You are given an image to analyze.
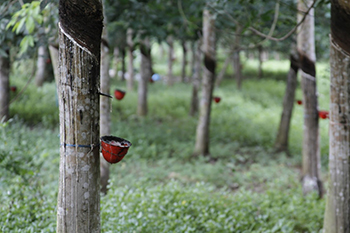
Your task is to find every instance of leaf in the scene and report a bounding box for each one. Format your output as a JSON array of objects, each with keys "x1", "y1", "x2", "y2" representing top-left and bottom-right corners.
[
  {"x1": 15, "y1": 17, "x2": 26, "y2": 34},
  {"x1": 40, "y1": 0, "x2": 50, "y2": 11},
  {"x1": 25, "y1": 17, "x2": 35, "y2": 33}
]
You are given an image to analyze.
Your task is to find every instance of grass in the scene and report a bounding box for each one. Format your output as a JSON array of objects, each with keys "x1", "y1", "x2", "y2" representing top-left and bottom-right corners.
[{"x1": 0, "y1": 57, "x2": 329, "y2": 232}]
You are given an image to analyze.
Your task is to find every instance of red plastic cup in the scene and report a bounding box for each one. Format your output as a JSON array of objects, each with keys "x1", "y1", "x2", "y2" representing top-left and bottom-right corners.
[
  {"x1": 114, "y1": 89, "x2": 126, "y2": 100},
  {"x1": 100, "y1": 136, "x2": 132, "y2": 164}
]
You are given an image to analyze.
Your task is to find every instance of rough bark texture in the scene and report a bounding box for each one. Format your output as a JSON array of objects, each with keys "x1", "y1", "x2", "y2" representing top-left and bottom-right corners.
[
  {"x1": 57, "y1": 0, "x2": 102, "y2": 232},
  {"x1": 0, "y1": 51, "x2": 10, "y2": 122},
  {"x1": 181, "y1": 40, "x2": 187, "y2": 82},
  {"x1": 297, "y1": 0, "x2": 322, "y2": 196},
  {"x1": 100, "y1": 16, "x2": 110, "y2": 195},
  {"x1": 166, "y1": 35, "x2": 174, "y2": 86},
  {"x1": 126, "y1": 28, "x2": 134, "y2": 91},
  {"x1": 323, "y1": 1, "x2": 350, "y2": 231},
  {"x1": 35, "y1": 45, "x2": 48, "y2": 87},
  {"x1": 138, "y1": 39, "x2": 151, "y2": 116},
  {"x1": 190, "y1": 40, "x2": 202, "y2": 116},
  {"x1": 215, "y1": 55, "x2": 231, "y2": 86},
  {"x1": 193, "y1": 9, "x2": 216, "y2": 157},
  {"x1": 323, "y1": 35, "x2": 350, "y2": 233},
  {"x1": 274, "y1": 48, "x2": 299, "y2": 153}
]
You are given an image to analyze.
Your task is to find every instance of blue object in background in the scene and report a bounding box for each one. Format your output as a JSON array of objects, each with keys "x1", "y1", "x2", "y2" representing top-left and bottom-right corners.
[{"x1": 152, "y1": 73, "x2": 161, "y2": 82}]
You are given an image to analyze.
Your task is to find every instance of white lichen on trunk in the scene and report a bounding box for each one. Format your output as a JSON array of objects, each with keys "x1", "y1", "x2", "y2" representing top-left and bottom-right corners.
[
  {"x1": 323, "y1": 36, "x2": 350, "y2": 233},
  {"x1": 56, "y1": 23, "x2": 100, "y2": 232}
]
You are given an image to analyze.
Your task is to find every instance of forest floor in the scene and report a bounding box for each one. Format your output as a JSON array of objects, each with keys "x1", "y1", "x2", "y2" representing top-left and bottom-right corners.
[{"x1": 0, "y1": 59, "x2": 330, "y2": 232}]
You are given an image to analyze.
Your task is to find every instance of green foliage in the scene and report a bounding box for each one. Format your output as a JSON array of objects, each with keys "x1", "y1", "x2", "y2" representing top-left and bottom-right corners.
[
  {"x1": 6, "y1": 1, "x2": 43, "y2": 55},
  {"x1": 101, "y1": 179, "x2": 324, "y2": 232},
  {"x1": 2, "y1": 58, "x2": 328, "y2": 232}
]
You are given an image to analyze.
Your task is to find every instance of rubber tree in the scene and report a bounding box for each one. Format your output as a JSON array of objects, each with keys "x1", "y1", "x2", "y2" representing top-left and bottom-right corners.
[
  {"x1": 166, "y1": 35, "x2": 174, "y2": 86},
  {"x1": 56, "y1": 0, "x2": 103, "y2": 232},
  {"x1": 274, "y1": 43, "x2": 299, "y2": 153},
  {"x1": 138, "y1": 38, "x2": 151, "y2": 116},
  {"x1": 190, "y1": 39, "x2": 202, "y2": 116},
  {"x1": 126, "y1": 28, "x2": 134, "y2": 91},
  {"x1": 100, "y1": 0, "x2": 111, "y2": 195},
  {"x1": 297, "y1": 0, "x2": 322, "y2": 197},
  {"x1": 0, "y1": 50, "x2": 10, "y2": 122},
  {"x1": 323, "y1": 1, "x2": 350, "y2": 231},
  {"x1": 193, "y1": 8, "x2": 216, "y2": 157}
]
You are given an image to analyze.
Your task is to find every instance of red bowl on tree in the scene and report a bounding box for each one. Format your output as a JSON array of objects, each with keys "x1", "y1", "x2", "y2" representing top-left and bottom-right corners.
[
  {"x1": 318, "y1": 110, "x2": 329, "y2": 119},
  {"x1": 213, "y1": 96, "x2": 221, "y2": 103},
  {"x1": 114, "y1": 89, "x2": 126, "y2": 100},
  {"x1": 100, "y1": 136, "x2": 132, "y2": 164}
]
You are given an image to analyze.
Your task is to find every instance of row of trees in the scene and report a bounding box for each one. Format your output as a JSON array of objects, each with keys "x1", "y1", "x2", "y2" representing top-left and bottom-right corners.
[{"x1": 2, "y1": 0, "x2": 350, "y2": 231}]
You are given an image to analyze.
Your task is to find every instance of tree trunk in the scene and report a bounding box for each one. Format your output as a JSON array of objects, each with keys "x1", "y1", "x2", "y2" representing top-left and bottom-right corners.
[
  {"x1": 233, "y1": 50, "x2": 242, "y2": 90},
  {"x1": 113, "y1": 47, "x2": 120, "y2": 79},
  {"x1": 56, "y1": 0, "x2": 103, "y2": 232},
  {"x1": 166, "y1": 35, "x2": 174, "y2": 86},
  {"x1": 181, "y1": 40, "x2": 187, "y2": 82},
  {"x1": 274, "y1": 46, "x2": 299, "y2": 153},
  {"x1": 0, "y1": 50, "x2": 10, "y2": 122},
  {"x1": 258, "y1": 45, "x2": 263, "y2": 79},
  {"x1": 215, "y1": 55, "x2": 231, "y2": 86},
  {"x1": 126, "y1": 28, "x2": 134, "y2": 91},
  {"x1": 297, "y1": 0, "x2": 322, "y2": 197},
  {"x1": 100, "y1": 11, "x2": 110, "y2": 195},
  {"x1": 121, "y1": 48, "x2": 126, "y2": 81},
  {"x1": 35, "y1": 45, "x2": 48, "y2": 87},
  {"x1": 138, "y1": 38, "x2": 151, "y2": 116},
  {"x1": 48, "y1": 44, "x2": 59, "y2": 87},
  {"x1": 190, "y1": 41, "x2": 196, "y2": 80},
  {"x1": 190, "y1": 40, "x2": 202, "y2": 116},
  {"x1": 323, "y1": 1, "x2": 350, "y2": 231},
  {"x1": 193, "y1": 9, "x2": 216, "y2": 157}
]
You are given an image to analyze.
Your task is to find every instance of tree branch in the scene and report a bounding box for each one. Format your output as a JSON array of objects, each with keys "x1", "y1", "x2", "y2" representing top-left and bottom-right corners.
[{"x1": 248, "y1": 0, "x2": 317, "y2": 42}]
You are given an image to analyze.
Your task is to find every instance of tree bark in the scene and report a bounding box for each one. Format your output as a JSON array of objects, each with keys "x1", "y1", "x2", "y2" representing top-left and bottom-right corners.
[
  {"x1": 181, "y1": 40, "x2": 187, "y2": 82},
  {"x1": 100, "y1": 9, "x2": 110, "y2": 195},
  {"x1": 215, "y1": 55, "x2": 231, "y2": 86},
  {"x1": 0, "y1": 50, "x2": 10, "y2": 122},
  {"x1": 138, "y1": 38, "x2": 151, "y2": 116},
  {"x1": 233, "y1": 50, "x2": 242, "y2": 90},
  {"x1": 193, "y1": 9, "x2": 216, "y2": 157},
  {"x1": 121, "y1": 48, "x2": 126, "y2": 81},
  {"x1": 56, "y1": 0, "x2": 103, "y2": 232},
  {"x1": 274, "y1": 46, "x2": 299, "y2": 153},
  {"x1": 126, "y1": 28, "x2": 134, "y2": 91},
  {"x1": 297, "y1": 0, "x2": 322, "y2": 197},
  {"x1": 323, "y1": 1, "x2": 350, "y2": 231},
  {"x1": 35, "y1": 45, "x2": 48, "y2": 87},
  {"x1": 190, "y1": 40, "x2": 202, "y2": 116},
  {"x1": 258, "y1": 45, "x2": 263, "y2": 79},
  {"x1": 48, "y1": 44, "x2": 59, "y2": 87},
  {"x1": 166, "y1": 35, "x2": 174, "y2": 86}
]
